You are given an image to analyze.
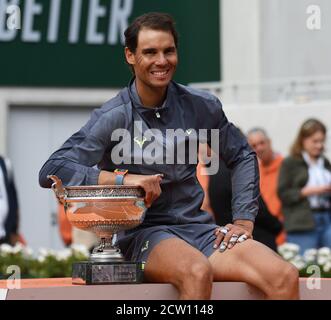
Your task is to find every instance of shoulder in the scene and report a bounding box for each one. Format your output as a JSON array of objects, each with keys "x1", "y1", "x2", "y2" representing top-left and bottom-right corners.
[
  {"x1": 99, "y1": 87, "x2": 131, "y2": 115},
  {"x1": 171, "y1": 82, "x2": 224, "y2": 125},
  {"x1": 86, "y1": 88, "x2": 131, "y2": 130},
  {"x1": 282, "y1": 156, "x2": 305, "y2": 168},
  {"x1": 171, "y1": 82, "x2": 221, "y2": 106},
  {"x1": 273, "y1": 154, "x2": 284, "y2": 167}
]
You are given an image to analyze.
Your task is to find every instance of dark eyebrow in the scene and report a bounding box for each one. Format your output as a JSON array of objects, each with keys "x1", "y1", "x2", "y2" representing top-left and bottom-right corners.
[
  {"x1": 141, "y1": 46, "x2": 176, "y2": 54},
  {"x1": 164, "y1": 46, "x2": 176, "y2": 52},
  {"x1": 141, "y1": 48, "x2": 157, "y2": 54}
]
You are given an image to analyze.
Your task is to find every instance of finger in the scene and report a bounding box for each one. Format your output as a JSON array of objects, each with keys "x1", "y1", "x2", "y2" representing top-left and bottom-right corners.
[
  {"x1": 151, "y1": 180, "x2": 161, "y2": 202},
  {"x1": 220, "y1": 229, "x2": 239, "y2": 252},
  {"x1": 214, "y1": 226, "x2": 229, "y2": 235},
  {"x1": 150, "y1": 182, "x2": 160, "y2": 203},
  {"x1": 155, "y1": 182, "x2": 162, "y2": 198},
  {"x1": 154, "y1": 177, "x2": 162, "y2": 194},
  {"x1": 214, "y1": 226, "x2": 221, "y2": 236},
  {"x1": 144, "y1": 187, "x2": 153, "y2": 208},
  {"x1": 227, "y1": 233, "x2": 240, "y2": 249},
  {"x1": 213, "y1": 233, "x2": 225, "y2": 249},
  {"x1": 237, "y1": 234, "x2": 249, "y2": 243},
  {"x1": 219, "y1": 235, "x2": 231, "y2": 252},
  {"x1": 213, "y1": 227, "x2": 228, "y2": 249}
]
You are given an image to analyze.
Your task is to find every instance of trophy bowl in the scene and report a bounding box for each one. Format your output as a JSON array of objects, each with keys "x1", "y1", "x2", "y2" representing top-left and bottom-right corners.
[{"x1": 48, "y1": 175, "x2": 147, "y2": 284}]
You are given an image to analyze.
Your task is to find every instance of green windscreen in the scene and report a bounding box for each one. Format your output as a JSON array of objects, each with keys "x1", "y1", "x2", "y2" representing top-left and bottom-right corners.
[{"x1": 0, "y1": 0, "x2": 220, "y2": 87}]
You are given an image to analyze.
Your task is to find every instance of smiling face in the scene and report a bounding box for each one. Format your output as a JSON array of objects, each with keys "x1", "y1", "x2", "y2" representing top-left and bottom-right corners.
[{"x1": 125, "y1": 28, "x2": 178, "y2": 92}]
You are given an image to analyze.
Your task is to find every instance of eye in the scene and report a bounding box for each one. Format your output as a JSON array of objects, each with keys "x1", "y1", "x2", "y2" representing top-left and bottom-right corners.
[
  {"x1": 143, "y1": 49, "x2": 156, "y2": 55},
  {"x1": 165, "y1": 48, "x2": 176, "y2": 55}
]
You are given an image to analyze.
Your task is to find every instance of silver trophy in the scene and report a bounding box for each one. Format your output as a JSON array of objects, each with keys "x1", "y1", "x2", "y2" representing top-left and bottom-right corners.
[{"x1": 48, "y1": 175, "x2": 146, "y2": 285}]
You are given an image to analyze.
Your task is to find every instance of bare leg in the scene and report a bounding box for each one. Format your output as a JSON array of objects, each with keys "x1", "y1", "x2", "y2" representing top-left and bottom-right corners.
[
  {"x1": 208, "y1": 239, "x2": 299, "y2": 299},
  {"x1": 144, "y1": 238, "x2": 213, "y2": 300}
]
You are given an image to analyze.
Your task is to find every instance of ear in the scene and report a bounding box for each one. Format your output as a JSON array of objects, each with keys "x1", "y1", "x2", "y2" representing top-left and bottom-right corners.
[{"x1": 125, "y1": 47, "x2": 135, "y2": 66}]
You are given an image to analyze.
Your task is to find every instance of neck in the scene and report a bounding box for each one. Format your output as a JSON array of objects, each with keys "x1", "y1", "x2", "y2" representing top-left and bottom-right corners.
[
  {"x1": 135, "y1": 80, "x2": 167, "y2": 108},
  {"x1": 261, "y1": 152, "x2": 276, "y2": 166},
  {"x1": 308, "y1": 154, "x2": 319, "y2": 163}
]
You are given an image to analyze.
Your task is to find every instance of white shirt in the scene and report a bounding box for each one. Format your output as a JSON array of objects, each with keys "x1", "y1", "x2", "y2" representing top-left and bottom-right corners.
[
  {"x1": 0, "y1": 167, "x2": 9, "y2": 238},
  {"x1": 302, "y1": 152, "x2": 331, "y2": 209}
]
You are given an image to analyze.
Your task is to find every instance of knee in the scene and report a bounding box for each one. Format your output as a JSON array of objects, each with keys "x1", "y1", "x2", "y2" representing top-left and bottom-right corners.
[
  {"x1": 269, "y1": 263, "x2": 299, "y2": 299},
  {"x1": 178, "y1": 260, "x2": 213, "y2": 285}
]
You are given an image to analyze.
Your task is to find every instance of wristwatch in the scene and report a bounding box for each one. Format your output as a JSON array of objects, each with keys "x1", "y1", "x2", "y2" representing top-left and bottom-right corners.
[{"x1": 114, "y1": 169, "x2": 128, "y2": 185}]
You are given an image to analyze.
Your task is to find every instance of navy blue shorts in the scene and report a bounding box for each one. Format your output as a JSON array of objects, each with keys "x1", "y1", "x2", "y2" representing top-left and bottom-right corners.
[{"x1": 116, "y1": 223, "x2": 219, "y2": 264}]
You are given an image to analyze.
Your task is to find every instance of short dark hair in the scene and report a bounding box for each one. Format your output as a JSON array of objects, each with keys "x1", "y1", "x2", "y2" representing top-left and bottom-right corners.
[{"x1": 124, "y1": 12, "x2": 178, "y2": 53}]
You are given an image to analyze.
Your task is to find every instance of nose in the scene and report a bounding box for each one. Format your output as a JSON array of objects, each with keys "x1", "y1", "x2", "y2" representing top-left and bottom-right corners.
[{"x1": 155, "y1": 53, "x2": 167, "y2": 65}]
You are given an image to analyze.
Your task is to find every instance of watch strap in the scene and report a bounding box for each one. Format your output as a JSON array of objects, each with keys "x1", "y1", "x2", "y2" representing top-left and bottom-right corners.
[{"x1": 115, "y1": 174, "x2": 125, "y2": 185}]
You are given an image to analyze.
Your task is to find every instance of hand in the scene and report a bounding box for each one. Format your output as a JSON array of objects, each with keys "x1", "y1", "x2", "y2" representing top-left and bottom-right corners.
[
  {"x1": 301, "y1": 185, "x2": 331, "y2": 197},
  {"x1": 213, "y1": 220, "x2": 253, "y2": 253},
  {"x1": 124, "y1": 173, "x2": 163, "y2": 208}
]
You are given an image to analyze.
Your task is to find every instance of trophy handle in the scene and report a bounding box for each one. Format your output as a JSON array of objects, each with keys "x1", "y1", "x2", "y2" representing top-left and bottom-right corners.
[{"x1": 47, "y1": 175, "x2": 67, "y2": 204}]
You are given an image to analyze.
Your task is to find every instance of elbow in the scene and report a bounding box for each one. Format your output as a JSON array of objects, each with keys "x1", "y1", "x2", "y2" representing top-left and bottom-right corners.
[{"x1": 38, "y1": 163, "x2": 53, "y2": 188}]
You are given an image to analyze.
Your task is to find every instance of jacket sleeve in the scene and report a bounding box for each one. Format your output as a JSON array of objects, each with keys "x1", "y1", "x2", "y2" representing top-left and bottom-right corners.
[
  {"x1": 39, "y1": 106, "x2": 127, "y2": 188},
  {"x1": 207, "y1": 98, "x2": 260, "y2": 222},
  {"x1": 277, "y1": 158, "x2": 303, "y2": 205}
]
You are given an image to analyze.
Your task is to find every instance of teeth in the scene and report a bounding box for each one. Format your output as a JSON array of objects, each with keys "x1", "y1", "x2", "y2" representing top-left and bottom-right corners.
[{"x1": 152, "y1": 71, "x2": 168, "y2": 76}]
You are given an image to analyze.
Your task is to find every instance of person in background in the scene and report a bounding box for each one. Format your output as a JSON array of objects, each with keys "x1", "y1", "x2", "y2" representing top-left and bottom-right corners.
[
  {"x1": 0, "y1": 155, "x2": 23, "y2": 246},
  {"x1": 247, "y1": 128, "x2": 286, "y2": 245},
  {"x1": 278, "y1": 119, "x2": 331, "y2": 255}
]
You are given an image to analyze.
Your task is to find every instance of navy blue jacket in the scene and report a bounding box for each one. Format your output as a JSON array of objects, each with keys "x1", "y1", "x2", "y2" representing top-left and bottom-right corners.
[
  {"x1": 0, "y1": 156, "x2": 19, "y2": 241},
  {"x1": 39, "y1": 80, "x2": 259, "y2": 225}
]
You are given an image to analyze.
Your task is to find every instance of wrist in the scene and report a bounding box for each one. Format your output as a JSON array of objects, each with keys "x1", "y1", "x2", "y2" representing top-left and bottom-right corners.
[
  {"x1": 114, "y1": 169, "x2": 128, "y2": 185},
  {"x1": 233, "y1": 219, "x2": 254, "y2": 231},
  {"x1": 98, "y1": 170, "x2": 115, "y2": 185}
]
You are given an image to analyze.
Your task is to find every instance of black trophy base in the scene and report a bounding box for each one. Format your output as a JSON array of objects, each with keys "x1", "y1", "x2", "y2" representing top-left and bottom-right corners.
[{"x1": 72, "y1": 261, "x2": 144, "y2": 285}]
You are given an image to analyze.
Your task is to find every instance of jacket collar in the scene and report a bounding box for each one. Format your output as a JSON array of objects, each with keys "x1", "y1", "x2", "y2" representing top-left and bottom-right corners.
[{"x1": 127, "y1": 77, "x2": 174, "y2": 115}]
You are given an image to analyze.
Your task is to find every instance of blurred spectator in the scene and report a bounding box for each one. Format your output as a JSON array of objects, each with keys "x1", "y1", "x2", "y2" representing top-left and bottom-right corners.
[
  {"x1": 0, "y1": 155, "x2": 24, "y2": 245},
  {"x1": 278, "y1": 119, "x2": 331, "y2": 254},
  {"x1": 247, "y1": 128, "x2": 286, "y2": 245},
  {"x1": 198, "y1": 145, "x2": 282, "y2": 252}
]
